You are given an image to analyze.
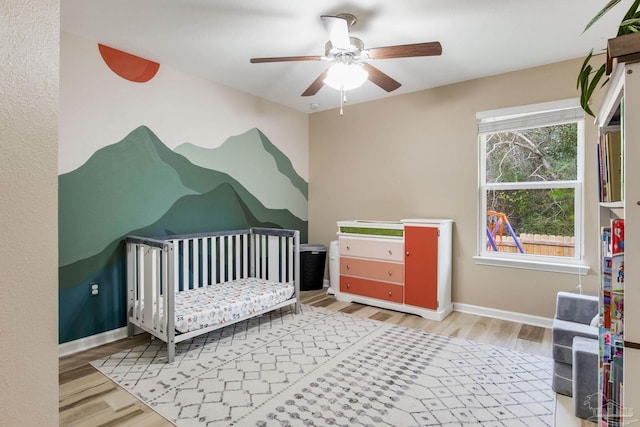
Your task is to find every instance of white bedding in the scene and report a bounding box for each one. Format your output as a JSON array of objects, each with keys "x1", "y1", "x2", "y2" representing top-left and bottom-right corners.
[{"x1": 170, "y1": 278, "x2": 295, "y2": 333}]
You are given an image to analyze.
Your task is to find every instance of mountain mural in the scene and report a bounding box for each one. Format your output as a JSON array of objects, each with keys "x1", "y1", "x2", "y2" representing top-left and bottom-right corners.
[
  {"x1": 59, "y1": 125, "x2": 308, "y2": 344},
  {"x1": 175, "y1": 128, "x2": 308, "y2": 221}
]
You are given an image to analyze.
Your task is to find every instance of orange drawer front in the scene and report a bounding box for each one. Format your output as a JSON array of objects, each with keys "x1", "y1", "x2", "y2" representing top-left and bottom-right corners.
[
  {"x1": 340, "y1": 275, "x2": 403, "y2": 303},
  {"x1": 340, "y1": 257, "x2": 403, "y2": 284}
]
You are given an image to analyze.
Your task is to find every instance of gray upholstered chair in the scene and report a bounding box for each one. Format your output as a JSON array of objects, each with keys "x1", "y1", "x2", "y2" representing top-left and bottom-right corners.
[{"x1": 551, "y1": 291, "x2": 599, "y2": 419}]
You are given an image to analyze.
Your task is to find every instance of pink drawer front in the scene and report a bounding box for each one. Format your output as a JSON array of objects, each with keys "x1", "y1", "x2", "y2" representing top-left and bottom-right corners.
[
  {"x1": 340, "y1": 256, "x2": 403, "y2": 283},
  {"x1": 339, "y1": 237, "x2": 404, "y2": 262}
]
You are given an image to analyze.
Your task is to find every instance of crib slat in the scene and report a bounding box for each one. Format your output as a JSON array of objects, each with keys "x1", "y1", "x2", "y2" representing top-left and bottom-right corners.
[
  {"x1": 152, "y1": 248, "x2": 161, "y2": 330},
  {"x1": 288, "y1": 236, "x2": 294, "y2": 283},
  {"x1": 280, "y1": 237, "x2": 287, "y2": 282},
  {"x1": 235, "y1": 235, "x2": 241, "y2": 280},
  {"x1": 173, "y1": 240, "x2": 180, "y2": 292},
  {"x1": 202, "y1": 237, "x2": 209, "y2": 286},
  {"x1": 219, "y1": 236, "x2": 226, "y2": 282},
  {"x1": 226, "y1": 235, "x2": 233, "y2": 281},
  {"x1": 249, "y1": 233, "x2": 256, "y2": 277},
  {"x1": 267, "y1": 235, "x2": 279, "y2": 281},
  {"x1": 259, "y1": 234, "x2": 266, "y2": 279},
  {"x1": 242, "y1": 235, "x2": 248, "y2": 278},
  {"x1": 183, "y1": 240, "x2": 190, "y2": 290},
  {"x1": 211, "y1": 237, "x2": 218, "y2": 285},
  {"x1": 226, "y1": 235, "x2": 234, "y2": 281},
  {"x1": 142, "y1": 247, "x2": 154, "y2": 328},
  {"x1": 193, "y1": 239, "x2": 199, "y2": 289}
]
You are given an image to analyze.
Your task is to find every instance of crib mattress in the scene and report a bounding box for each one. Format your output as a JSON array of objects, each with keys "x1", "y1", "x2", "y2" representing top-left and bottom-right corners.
[{"x1": 172, "y1": 278, "x2": 295, "y2": 333}]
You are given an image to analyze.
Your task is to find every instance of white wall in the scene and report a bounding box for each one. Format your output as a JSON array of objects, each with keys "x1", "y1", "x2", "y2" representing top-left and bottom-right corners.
[{"x1": 0, "y1": 0, "x2": 59, "y2": 423}]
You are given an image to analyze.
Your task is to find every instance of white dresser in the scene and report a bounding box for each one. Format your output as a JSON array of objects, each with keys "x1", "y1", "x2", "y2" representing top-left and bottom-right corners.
[{"x1": 336, "y1": 218, "x2": 453, "y2": 321}]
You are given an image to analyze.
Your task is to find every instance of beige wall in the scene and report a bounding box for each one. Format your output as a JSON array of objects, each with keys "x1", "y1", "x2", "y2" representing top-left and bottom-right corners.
[
  {"x1": 0, "y1": 0, "x2": 59, "y2": 423},
  {"x1": 309, "y1": 58, "x2": 602, "y2": 318}
]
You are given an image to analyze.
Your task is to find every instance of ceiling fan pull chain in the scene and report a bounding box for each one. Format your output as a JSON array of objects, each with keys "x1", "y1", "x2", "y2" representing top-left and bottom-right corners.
[{"x1": 340, "y1": 86, "x2": 344, "y2": 116}]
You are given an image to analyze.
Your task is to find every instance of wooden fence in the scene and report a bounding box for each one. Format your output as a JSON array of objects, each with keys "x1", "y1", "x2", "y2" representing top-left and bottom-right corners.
[{"x1": 491, "y1": 234, "x2": 575, "y2": 257}]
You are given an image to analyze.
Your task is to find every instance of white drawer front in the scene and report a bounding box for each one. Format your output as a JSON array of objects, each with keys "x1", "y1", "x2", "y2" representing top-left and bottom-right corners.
[{"x1": 339, "y1": 236, "x2": 404, "y2": 262}]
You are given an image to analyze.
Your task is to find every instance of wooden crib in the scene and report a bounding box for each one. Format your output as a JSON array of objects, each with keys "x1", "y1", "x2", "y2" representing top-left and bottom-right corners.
[{"x1": 125, "y1": 227, "x2": 300, "y2": 363}]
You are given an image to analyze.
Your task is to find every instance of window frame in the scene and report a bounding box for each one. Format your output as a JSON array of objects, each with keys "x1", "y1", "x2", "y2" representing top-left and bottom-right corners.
[{"x1": 474, "y1": 99, "x2": 589, "y2": 275}]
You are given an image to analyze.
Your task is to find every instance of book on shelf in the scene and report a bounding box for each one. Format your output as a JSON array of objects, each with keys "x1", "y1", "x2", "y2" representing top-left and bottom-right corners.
[
  {"x1": 597, "y1": 131, "x2": 623, "y2": 203},
  {"x1": 611, "y1": 219, "x2": 624, "y2": 292},
  {"x1": 602, "y1": 226, "x2": 612, "y2": 290},
  {"x1": 610, "y1": 292, "x2": 624, "y2": 336},
  {"x1": 611, "y1": 219, "x2": 624, "y2": 254},
  {"x1": 603, "y1": 291, "x2": 611, "y2": 329},
  {"x1": 597, "y1": 140, "x2": 604, "y2": 203},
  {"x1": 608, "y1": 132, "x2": 622, "y2": 203}
]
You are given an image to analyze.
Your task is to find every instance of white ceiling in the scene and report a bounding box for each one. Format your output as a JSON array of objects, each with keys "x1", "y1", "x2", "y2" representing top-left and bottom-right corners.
[{"x1": 61, "y1": 0, "x2": 630, "y2": 113}]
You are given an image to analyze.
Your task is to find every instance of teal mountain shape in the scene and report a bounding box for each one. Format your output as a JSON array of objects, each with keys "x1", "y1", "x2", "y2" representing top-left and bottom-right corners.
[
  {"x1": 58, "y1": 183, "x2": 307, "y2": 343},
  {"x1": 59, "y1": 126, "x2": 307, "y2": 267},
  {"x1": 175, "y1": 128, "x2": 308, "y2": 221}
]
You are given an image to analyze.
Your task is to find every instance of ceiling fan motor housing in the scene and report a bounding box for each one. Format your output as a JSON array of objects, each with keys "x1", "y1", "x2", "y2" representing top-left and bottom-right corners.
[{"x1": 325, "y1": 37, "x2": 365, "y2": 61}]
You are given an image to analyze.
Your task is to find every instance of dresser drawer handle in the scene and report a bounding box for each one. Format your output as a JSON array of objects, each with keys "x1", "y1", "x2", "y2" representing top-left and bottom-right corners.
[
  {"x1": 406, "y1": 251, "x2": 410, "y2": 256},
  {"x1": 346, "y1": 246, "x2": 350, "y2": 251},
  {"x1": 388, "y1": 291, "x2": 392, "y2": 296},
  {"x1": 346, "y1": 265, "x2": 350, "y2": 270},
  {"x1": 388, "y1": 249, "x2": 392, "y2": 255},
  {"x1": 346, "y1": 283, "x2": 351, "y2": 288},
  {"x1": 388, "y1": 270, "x2": 392, "y2": 276}
]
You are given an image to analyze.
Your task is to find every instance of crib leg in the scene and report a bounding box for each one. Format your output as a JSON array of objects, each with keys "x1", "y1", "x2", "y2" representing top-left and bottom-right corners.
[
  {"x1": 294, "y1": 301, "x2": 300, "y2": 314},
  {"x1": 127, "y1": 320, "x2": 135, "y2": 338},
  {"x1": 167, "y1": 341, "x2": 175, "y2": 364}
]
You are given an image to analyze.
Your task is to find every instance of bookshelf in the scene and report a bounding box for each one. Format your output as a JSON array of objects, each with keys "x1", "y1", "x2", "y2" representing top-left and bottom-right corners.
[{"x1": 595, "y1": 61, "x2": 640, "y2": 425}]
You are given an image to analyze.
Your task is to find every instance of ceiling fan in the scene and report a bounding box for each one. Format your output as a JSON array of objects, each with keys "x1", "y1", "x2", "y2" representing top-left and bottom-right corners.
[{"x1": 250, "y1": 13, "x2": 442, "y2": 99}]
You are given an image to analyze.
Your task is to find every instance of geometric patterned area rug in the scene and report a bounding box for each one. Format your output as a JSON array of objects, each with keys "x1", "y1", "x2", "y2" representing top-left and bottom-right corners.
[{"x1": 91, "y1": 305, "x2": 554, "y2": 426}]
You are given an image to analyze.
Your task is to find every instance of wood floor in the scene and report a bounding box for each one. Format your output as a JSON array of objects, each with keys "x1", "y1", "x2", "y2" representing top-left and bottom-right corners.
[{"x1": 59, "y1": 290, "x2": 589, "y2": 426}]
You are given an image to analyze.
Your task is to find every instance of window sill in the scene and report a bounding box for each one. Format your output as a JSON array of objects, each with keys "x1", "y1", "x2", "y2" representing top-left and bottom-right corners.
[{"x1": 473, "y1": 255, "x2": 590, "y2": 275}]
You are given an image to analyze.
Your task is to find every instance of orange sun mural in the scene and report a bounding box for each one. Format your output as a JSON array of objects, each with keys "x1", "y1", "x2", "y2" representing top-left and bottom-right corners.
[{"x1": 98, "y1": 44, "x2": 160, "y2": 83}]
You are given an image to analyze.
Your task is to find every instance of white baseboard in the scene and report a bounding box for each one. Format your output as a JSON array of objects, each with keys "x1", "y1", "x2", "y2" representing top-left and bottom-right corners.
[
  {"x1": 453, "y1": 302, "x2": 553, "y2": 329},
  {"x1": 59, "y1": 326, "x2": 128, "y2": 357}
]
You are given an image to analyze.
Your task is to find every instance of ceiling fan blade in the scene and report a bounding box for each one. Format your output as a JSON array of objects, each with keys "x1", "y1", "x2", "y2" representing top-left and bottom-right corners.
[
  {"x1": 361, "y1": 63, "x2": 401, "y2": 92},
  {"x1": 321, "y1": 15, "x2": 351, "y2": 49},
  {"x1": 250, "y1": 55, "x2": 321, "y2": 63},
  {"x1": 367, "y1": 42, "x2": 442, "y2": 60},
  {"x1": 301, "y1": 69, "x2": 329, "y2": 97}
]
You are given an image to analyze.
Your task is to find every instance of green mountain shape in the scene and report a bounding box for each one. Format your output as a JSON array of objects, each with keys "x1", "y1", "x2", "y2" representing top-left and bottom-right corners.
[
  {"x1": 59, "y1": 126, "x2": 198, "y2": 267},
  {"x1": 59, "y1": 183, "x2": 308, "y2": 293},
  {"x1": 174, "y1": 128, "x2": 308, "y2": 220},
  {"x1": 59, "y1": 126, "x2": 307, "y2": 267}
]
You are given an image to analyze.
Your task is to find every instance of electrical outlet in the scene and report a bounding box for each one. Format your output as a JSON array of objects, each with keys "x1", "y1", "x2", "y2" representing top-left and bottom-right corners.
[{"x1": 90, "y1": 282, "x2": 99, "y2": 297}]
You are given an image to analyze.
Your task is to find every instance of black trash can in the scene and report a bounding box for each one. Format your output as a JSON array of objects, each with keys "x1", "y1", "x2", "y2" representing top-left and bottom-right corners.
[{"x1": 300, "y1": 244, "x2": 327, "y2": 291}]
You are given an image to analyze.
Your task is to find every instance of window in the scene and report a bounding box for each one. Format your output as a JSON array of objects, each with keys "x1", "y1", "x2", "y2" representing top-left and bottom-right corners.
[{"x1": 475, "y1": 99, "x2": 588, "y2": 275}]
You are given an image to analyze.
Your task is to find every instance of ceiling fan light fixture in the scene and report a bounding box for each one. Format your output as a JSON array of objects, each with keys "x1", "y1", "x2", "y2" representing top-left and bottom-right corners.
[{"x1": 323, "y1": 62, "x2": 368, "y2": 91}]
